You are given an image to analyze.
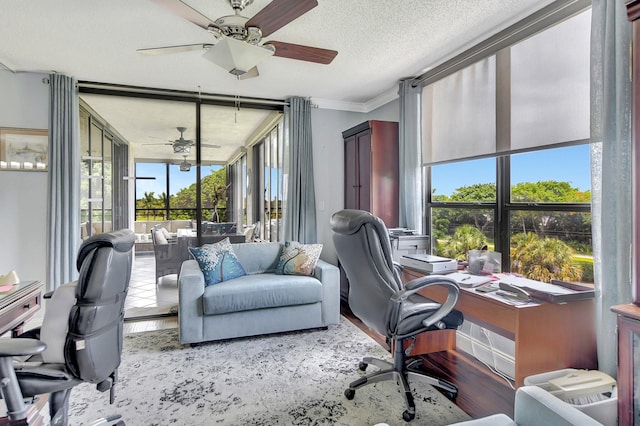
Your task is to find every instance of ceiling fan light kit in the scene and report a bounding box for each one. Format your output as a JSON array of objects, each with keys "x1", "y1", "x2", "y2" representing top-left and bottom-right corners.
[
  {"x1": 173, "y1": 144, "x2": 191, "y2": 154},
  {"x1": 179, "y1": 158, "x2": 192, "y2": 172},
  {"x1": 203, "y1": 36, "x2": 274, "y2": 76}
]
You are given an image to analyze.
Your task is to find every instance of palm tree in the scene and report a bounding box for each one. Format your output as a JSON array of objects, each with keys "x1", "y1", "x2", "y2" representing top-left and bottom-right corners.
[
  {"x1": 159, "y1": 192, "x2": 169, "y2": 220},
  {"x1": 437, "y1": 224, "x2": 488, "y2": 261},
  {"x1": 142, "y1": 192, "x2": 156, "y2": 220},
  {"x1": 511, "y1": 232, "x2": 582, "y2": 283}
]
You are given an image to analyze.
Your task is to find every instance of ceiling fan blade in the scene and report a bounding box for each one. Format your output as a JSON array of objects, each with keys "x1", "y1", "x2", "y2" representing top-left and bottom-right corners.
[
  {"x1": 239, "y1": 66, "x2": 260, "y2": 80},
  {"x1": 137, "y1": 43, "x2": 213, "y2": 55},
  {"x1": 246, "y1": 0, "x2": 318, "y2": 37},
  {"x1": 266, "y1": 41, "x2": 337, "y2": 64},
  {"x1": 149, "y1": 0, "x2": 216, "y2": 30},
  {"x1": 202, "y1": 143, "x2": 222, "y2": 148}
]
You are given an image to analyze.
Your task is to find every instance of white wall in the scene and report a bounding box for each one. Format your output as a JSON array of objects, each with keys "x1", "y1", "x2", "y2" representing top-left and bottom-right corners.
[
  {"x1": 311, "y1": 99, "x2": 400, "y2": 264},
  {"x1": 0, "y1": 71, "x2": 49, "y2": 283}
]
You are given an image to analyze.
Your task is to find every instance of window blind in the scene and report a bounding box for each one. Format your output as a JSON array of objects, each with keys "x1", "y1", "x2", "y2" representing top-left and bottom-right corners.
[{"x1": 420, "y1": 2, "x2": 591, "y2": 165}]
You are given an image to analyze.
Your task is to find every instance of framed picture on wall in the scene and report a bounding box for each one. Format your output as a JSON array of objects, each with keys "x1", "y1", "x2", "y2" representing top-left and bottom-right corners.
[{"x1": 0, "y1": 127, "x2": 48, "y2": 171}]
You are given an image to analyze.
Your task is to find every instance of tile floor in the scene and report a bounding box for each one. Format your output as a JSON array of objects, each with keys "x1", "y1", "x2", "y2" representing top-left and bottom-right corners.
[
  {"x1": 126, "y1": 253, "x2": 179, "y2": 310},
  {"x1": 123, "y1": 253, "x2": 179, "y2": 333}
]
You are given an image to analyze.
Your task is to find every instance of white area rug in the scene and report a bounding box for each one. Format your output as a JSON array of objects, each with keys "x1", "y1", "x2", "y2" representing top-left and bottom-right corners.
[{"x1": 68, "y1": 318, "x2": 470, "y2": 425}]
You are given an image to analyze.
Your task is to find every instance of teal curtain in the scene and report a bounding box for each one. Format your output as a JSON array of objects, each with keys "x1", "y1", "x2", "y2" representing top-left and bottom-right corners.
[
  {"x1": 590, "y1": 0, "x2": 633, "y2": 377},
  {"x1": 398, "y1": 79, "x2": 423, "y2": 233},
  {"x1": 283, "y1": 97, "x2": 317, "y2": 243},
  {"x1": 47, "y1": 74, "x2": 80, "y2": 291}
]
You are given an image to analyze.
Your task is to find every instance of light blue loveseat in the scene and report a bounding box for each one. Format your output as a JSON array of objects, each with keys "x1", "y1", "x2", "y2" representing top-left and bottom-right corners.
[{"x1": 177, "y1": 242, "x2": 341, "y2": 344}]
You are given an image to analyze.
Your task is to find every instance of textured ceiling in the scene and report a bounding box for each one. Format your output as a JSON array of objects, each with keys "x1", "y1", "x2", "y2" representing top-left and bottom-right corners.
[
  {"x1": 0, "y1": 0, "x2": 557, "y2": 163},
  {"x1": 0, "y1": 0, "x2": 556, "y2": 107}
]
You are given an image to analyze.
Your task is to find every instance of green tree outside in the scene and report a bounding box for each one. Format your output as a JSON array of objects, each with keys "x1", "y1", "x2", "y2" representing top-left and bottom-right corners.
[
  {"x1": 437, "y1": 224, "x2": 488, "y2": 261},
  {"x1": 136, "y1": 167, "x2": 229, "y2": 221},
  {"x1": 433, "y1": 180, "x2": 592, "y2": 282},
  {"x1": 510, "y1": 232, "x2": 582, "y2": 283}
]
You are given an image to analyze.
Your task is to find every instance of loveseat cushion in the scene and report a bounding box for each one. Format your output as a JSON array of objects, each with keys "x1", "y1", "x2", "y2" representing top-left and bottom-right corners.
[
  {"x1": 202, "y1": 273, "x2": 323, "y2": 315},
  {"x1": 232, "y1": 242, "x2": 282, "y2": 274}
]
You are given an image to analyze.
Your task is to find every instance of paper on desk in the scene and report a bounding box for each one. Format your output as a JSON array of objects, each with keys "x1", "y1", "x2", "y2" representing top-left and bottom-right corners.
[
  {"x1": 445, "y1": 272, "x2": 492, "y2": 287},
  {"x1": 482, "y1": 290, "x2": 535, "y2": 306},
  {"x1": 497, "y1": 274, "x2": 575, "y2": 294}
]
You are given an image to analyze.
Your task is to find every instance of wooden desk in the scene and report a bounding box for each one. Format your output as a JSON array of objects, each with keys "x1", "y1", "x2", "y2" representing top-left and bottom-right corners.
[
  {"x1": 402, "y1": 269, "x2": 597, "y2": 387},
  {"x1": 0, "y1": 280, "x2": 45, "y2": 425},
  {"x1": 0, "y1": 280, "x2": 42, "y2": 337}
]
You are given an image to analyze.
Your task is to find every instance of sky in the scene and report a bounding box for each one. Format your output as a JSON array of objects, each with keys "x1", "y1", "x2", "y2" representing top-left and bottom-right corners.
[
  {"x1": 135, "y1": 163, "x2": 222, "y2": 197},
  {"x1": 135, "y1": 144, "x2": 591, "y2": 199},
  {"x1": 432, "y1": 144, "x2": 590, "y2": 196}
]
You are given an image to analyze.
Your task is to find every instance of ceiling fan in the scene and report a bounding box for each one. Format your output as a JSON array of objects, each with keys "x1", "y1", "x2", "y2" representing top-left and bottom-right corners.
[
  {"x1": 145, "y1": 126, "x2": 221, "y2": 154},
  {"x1": 139, "y1": 0, "x2": 338, "y2": 78}
]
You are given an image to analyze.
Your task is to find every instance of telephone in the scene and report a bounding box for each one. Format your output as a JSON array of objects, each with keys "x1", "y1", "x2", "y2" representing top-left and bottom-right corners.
[{"x1": 497, "y1": 281, "x2": 532, "y2": 301}]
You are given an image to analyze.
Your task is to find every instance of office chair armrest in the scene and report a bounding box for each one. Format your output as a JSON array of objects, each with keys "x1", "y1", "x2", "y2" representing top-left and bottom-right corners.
[
  {"x1": 0, "y1": 339, "x2": 46, "y2": 357},
  {"x1": 402, "y1": 274, "x2": 458, "y2": 295},
  {"x1": 391, "y1": 275, "x2": 460, "y2": 329}
]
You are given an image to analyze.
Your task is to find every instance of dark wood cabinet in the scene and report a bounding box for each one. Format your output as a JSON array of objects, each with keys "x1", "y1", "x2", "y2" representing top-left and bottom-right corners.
[
  {"x1": 612, "y1": 304, "x2": 640, "y2": 426},
  {"x1": 340, "y1": 120, "x2": 399, "y2": 301},
  {"x1": 617, "y1": 4, "x2": 640, "y2": 426},
  {"x1": 342, "y1": 120, "x2": 399, "y2": 227}
]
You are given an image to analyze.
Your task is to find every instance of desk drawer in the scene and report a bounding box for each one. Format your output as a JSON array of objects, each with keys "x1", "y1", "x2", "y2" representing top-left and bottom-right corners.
[{"x1": 0, "y1": 292, "x2": 41, "y2": 336}]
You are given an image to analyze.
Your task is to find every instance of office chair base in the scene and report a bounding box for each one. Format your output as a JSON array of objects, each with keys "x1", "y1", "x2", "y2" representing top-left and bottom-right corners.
[
  {"x1": 360, "y1": 356, "x2": 393, "y2": 371},
  {"x1": 345, "y1": 357, "x2": 458, "y2": 422}
]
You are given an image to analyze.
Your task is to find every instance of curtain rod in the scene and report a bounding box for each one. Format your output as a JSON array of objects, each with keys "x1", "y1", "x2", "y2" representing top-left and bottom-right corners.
[
  {"x1": 77, "y1": 81, "x2": 289, "y2": 107},
  {"x1": 412, "y1": 0, "x2": 591, "y2": 88}
]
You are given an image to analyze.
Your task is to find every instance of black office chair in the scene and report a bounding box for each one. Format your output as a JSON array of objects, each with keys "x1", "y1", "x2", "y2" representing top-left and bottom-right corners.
[
  {"x1": 0, "y1": 229, "x2": 135, "y2": 425},
  {"x1": 331, "y1": 209, "x2": 463, "y2": 422}
]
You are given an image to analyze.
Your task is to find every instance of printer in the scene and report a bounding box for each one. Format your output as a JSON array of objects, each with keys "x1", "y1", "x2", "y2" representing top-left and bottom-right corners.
[{"x1": 388, "y1": 228, "x2": 430, "y2": 262}]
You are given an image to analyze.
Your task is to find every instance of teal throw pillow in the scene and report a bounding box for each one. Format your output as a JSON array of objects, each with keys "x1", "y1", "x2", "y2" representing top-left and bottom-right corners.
[
  {"x1": 188, "y1": 238, "x2": 246, "y2": 286},
  {"x1": 275, "y1": 241, "x2": 323, "y2": 276}
]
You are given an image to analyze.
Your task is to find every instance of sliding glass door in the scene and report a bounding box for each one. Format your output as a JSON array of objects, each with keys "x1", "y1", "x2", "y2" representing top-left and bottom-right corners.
[{"x1": 78, "y1": 89, "x2": 283, "y2": 245}]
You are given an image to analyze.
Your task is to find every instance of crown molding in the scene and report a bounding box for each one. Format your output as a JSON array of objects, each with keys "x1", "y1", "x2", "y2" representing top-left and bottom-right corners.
[{"x1": 312, "y1": 86, "x2": 399, "y2": 113}]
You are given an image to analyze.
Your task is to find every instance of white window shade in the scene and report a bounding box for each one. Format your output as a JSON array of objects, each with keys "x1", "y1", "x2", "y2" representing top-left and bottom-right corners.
[
  {"x1": 422, "y1": 57, "x2": 496, "y2": 165},
  {"x1": 510, "y1": 10, "x2": 591, "y2": 150},
  {"x1": 421, "y1": 9, "x2": 591, "y2": 166}
]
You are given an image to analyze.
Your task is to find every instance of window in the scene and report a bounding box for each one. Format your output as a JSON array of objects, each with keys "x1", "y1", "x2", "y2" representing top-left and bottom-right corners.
[
  {"x1": 79, "y1": 104, "x2": 128, "y2": 240},
  {"x1": 230, "y1": 119, "x2": 285, "y2": 243},
  {"x1": 425, "y1": 10, "x2": 592, "y2": 283},
  {"x1": 257, "y1": 122, "x2": 285, "y2": 242},
  {"x1": 135, "y1": 163, "x2": 167, "y2": 220},
  {"x1": 430, "y1": 146, "x2": 592, "y2": 283}
]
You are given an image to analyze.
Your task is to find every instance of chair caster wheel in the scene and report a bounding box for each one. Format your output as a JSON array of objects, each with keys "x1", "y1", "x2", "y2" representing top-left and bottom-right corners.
[
  {"x1": 344, "y1": 388, "x2": 356, "y2": 400},
  {"x1": 358, "y1": 361, "x2": 368, "y2": 371},
  {"x1": 443, "y1": 390, "x2": 457, "y2": 401},
  {"x1": 402, "y1": 410, "x2": 415, "y2": 422}
]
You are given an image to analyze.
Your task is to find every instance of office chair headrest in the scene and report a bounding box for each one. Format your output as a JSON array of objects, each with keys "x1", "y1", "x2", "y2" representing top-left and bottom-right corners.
[
  {"x1": 76, "y1": 229, "x2": 135, "y2": 271},
  {"x1": 330, "y1": 209, "x2": 383, "y2": 235}
]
